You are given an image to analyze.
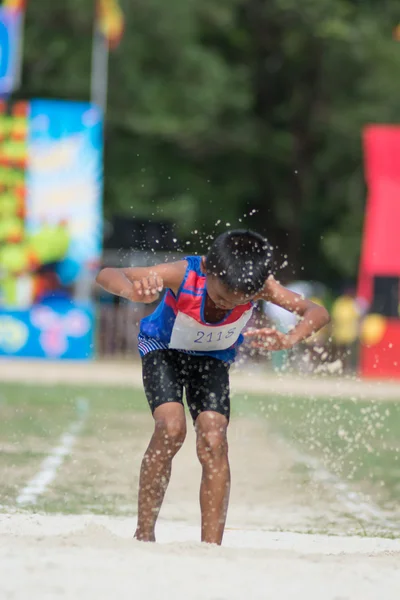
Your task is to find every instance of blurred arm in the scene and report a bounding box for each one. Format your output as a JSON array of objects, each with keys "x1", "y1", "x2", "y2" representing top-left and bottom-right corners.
[
  {"x1": 96, "y1": 260, "x2": 187, "y2": 303},
  {"x1": 256, "y1": 276, "x2": 330, "y2": 345}
]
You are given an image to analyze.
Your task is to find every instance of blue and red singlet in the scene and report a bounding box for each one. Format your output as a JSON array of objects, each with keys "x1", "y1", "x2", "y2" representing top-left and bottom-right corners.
[{"x1": 138, "y1": 256, "x2": 254, "y2": 363}]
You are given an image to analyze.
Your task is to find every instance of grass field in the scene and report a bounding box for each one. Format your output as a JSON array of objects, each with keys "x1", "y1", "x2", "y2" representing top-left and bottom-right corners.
[
  {"x1": 1, "y1": 381, "x2": 399, "y2": 536},
  {"x1": 234, "y1": 392, "x2": 400, "y2": 517}
]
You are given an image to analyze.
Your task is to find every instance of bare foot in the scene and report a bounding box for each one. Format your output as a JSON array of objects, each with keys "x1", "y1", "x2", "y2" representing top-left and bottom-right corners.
[{"x1": 134, "y1": 529, "x2": 156, "y2": 542}]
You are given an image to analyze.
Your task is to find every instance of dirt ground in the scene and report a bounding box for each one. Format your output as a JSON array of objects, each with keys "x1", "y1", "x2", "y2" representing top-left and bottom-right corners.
[{"x1": 1, "y1": 357, "x2": 400, "y2": 400}]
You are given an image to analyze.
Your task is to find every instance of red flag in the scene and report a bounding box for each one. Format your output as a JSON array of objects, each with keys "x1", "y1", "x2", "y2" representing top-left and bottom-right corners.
[
  {"x1": 2, "y1": 1, "x2": 26, "y2": 11},
  {"x1": 96, "y1": 0, "x2": 124, "y2": 49}
]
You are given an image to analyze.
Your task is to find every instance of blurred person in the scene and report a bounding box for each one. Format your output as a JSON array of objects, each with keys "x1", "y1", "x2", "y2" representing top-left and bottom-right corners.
[
  {"x1": 263, "y1": 281, "x2": 314, "y2": 371},
  {"x1": 96, "y1": 230, "x2": 330, "y2": 545},
  {"x1": 331, "y1": 289, "x2": 361, "y2": 371}
]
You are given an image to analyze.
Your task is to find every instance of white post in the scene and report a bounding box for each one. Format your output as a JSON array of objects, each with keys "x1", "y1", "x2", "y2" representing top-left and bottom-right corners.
[{"x1": 90, "y1": 23, "x2": 109, "y2": 114}]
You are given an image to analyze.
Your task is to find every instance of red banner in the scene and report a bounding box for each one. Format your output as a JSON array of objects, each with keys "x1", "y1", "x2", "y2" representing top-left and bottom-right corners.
[{"x1": 358, "y1": 126, "x2": 400, "y2": 303}]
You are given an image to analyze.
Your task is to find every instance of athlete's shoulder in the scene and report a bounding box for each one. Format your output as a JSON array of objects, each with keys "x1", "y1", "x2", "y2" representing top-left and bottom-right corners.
[{"x1": 184, "y1": 255, "x2": 203, "y2": 275}]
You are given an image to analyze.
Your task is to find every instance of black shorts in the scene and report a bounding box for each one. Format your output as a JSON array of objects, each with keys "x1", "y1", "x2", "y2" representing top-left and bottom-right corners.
[{"x1": 141, "y1": 350, "x2": 230, "y2": 422}]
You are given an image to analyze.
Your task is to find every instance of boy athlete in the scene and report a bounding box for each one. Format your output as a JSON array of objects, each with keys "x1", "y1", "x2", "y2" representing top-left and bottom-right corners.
[{"x1": 96, "y1": 230, "x2": 330, "y2": 545}]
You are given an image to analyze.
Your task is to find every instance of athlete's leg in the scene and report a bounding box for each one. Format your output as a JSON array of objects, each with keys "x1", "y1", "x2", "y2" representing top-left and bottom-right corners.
[
  {"x1": 185, "y1": 356, "x2": 231, "y2": 545},
  {"x1": 135, "y1": 351, "x2": 186, "y2": 542},
  {"x1": 195, "y1": 411, "x2": 230, "y2": 545}
]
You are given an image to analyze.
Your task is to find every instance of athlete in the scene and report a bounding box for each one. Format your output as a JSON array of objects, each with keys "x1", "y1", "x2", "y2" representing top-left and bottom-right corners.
[{"x1": 96, "y1": 229, "x2": 330, "y2": 545}]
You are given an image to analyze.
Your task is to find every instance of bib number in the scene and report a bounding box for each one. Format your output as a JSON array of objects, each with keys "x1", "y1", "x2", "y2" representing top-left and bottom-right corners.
[
  {"x1": 193, "y1": 328, "x2": 236, "y2": 345},
  {"x1": 169, "y1": 310, "x2": 252, "y2": 352}
]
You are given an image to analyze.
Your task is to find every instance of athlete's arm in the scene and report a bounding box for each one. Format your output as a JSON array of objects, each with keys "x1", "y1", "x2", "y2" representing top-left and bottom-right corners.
[
  {"x1": 96, "y1": 261, "x2": 187, "y2": 304},
  {"x1": 246, "y1": 276, "x2": 330, "y2": 350}
]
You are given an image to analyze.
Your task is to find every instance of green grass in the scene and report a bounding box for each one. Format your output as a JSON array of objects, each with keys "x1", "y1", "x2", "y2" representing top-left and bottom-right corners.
[
  {"x1": 0, "y1": 383, "x2": 147, "y2": 509},
  {"x1": 233, "y1": 393, "x2": 400, "y2": 510},
  {"x1": 1, "y1": 381, "x2": 400, "y2": 527},
  {"x1": 0, "y1": 383, "x2": 147, "y2": 414}
]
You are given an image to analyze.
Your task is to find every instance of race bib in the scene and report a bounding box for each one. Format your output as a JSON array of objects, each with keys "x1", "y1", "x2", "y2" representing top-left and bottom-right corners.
[{"x1": 169, "y1": 309, "x2": 253, "y2": 352}]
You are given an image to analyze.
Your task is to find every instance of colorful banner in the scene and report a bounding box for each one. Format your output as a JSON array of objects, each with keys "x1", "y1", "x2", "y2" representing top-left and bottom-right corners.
[
  {"x1": 0, "y1": 99, "x2": 103, "y2": 359},
  {"x1": 26, "y1": 99, "x2": 103, "y2": 284},
  {"x1": 0, "y1": 301, "x2": 95, "y2": 359},
  {"x1": 0, "y1": 6, "x2": 22, "y2": 95},
  {"x1": 0, "y1": 100, "x2": 29, "y2": 307}
]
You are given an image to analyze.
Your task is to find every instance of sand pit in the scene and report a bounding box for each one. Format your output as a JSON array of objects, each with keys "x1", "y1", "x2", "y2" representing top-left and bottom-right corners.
[
  {"x1": 1, "y1": 513, "x2": 400, "y2": 600},
  {"x1": 2, "y1": 414, "x2": 400, "y2": 600}
]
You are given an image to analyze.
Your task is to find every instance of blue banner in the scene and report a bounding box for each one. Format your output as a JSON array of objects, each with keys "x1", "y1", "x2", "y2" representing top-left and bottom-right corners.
[
  {"x1": 0, "y1": 8, "x2": 21, "y2": 95},
  {"x1": 26, "y1": 99, "x2": 103, "y2": 283},
  {"x1": 0, "y1": 301, "x2": 95, "y2": 359},
  {"x1": 0, "y1": 99, "x2": 103, "y2": 359}
]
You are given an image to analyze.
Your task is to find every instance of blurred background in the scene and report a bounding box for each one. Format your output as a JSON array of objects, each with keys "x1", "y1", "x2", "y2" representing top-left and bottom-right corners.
[{"x1": 1, "y1": 0, "x2": 400, "y2": 378}]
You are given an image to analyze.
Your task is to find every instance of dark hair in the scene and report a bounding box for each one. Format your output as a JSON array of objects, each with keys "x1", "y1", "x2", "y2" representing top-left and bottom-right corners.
[{"x1": 205, "y1": 229, "x2": 273, "y2": 295}]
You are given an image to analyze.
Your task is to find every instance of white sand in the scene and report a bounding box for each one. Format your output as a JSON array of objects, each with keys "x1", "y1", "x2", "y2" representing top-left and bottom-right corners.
[{"x1": 1, "y1": 513, "x2": 400, "y2": 600}]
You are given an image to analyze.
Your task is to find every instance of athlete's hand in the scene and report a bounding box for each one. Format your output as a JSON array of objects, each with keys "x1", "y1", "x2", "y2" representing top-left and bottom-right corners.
[
  {"x1": 126, "y1": 274, "x2": 164, "y2": 304},
  {"x1": 244, "y1": 327, "x2": 295, "y2": 351}
]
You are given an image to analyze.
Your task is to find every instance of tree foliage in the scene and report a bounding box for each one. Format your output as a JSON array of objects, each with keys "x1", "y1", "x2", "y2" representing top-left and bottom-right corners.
[{"x1": 17, "y1": 0, "x2": 400, "y2": 285}]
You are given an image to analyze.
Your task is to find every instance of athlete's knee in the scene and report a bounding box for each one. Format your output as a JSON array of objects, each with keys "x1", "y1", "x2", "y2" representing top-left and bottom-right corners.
[
  {"x1": 155, "y1": 416, "x2": 187, "y2": 449},
  {"x1": 196, "y1": 415, "x2": 228, "y2": 464},
  {"x1": 197, "y1": 431, "x2": 228, "y2": 463}
]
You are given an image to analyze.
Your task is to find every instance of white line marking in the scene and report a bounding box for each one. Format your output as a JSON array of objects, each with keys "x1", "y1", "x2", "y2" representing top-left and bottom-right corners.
[
  {"x1": 16, "y1": 398, "x2": 89, "y2": 506},
  {"x1": 277, "y1": 436, "x2": 398, "y2": 531}
]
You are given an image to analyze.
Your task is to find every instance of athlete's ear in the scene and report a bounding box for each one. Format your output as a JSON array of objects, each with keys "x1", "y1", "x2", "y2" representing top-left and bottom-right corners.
[{"x1": 200, "y1": 256, "x2": 207, "y2": 273}]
